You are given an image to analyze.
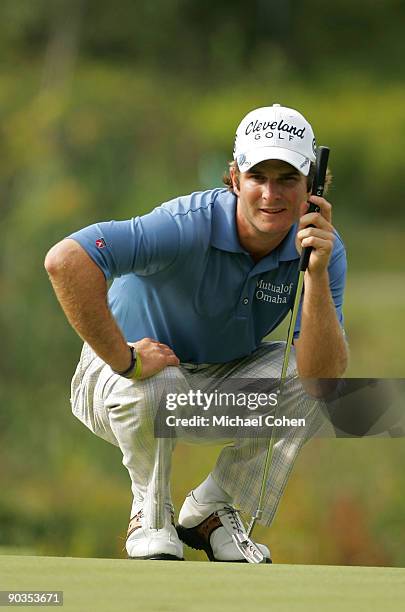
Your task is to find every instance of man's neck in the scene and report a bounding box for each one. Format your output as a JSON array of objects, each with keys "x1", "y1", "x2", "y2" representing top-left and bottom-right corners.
[
  {"x1": 245, "y1": 236, "x2": 287, "y2": 263},
  {"x1": 237, "y1": 218, "x2": 289, "y2": 262}
]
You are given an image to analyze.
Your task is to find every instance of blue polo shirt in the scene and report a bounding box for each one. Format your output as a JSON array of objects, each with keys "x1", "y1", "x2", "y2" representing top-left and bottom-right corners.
[{"x1": 69, "y1": 188, "x2": 346, "y2": 363}]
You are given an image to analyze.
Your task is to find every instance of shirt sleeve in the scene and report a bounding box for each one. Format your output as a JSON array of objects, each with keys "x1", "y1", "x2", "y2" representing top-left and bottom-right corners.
[
  {"x1": 293, "y1": 232, "x2": 347, "y2": 339},
  {"x1": 67, "y1": 206, "x2": 180, "y2": 280}
]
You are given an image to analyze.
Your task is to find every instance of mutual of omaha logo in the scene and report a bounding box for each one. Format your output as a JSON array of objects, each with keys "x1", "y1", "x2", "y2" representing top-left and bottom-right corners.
[
  {"x1": 255, "y1": 279, "x2": 294, "y2": 304},
  {"x1": 96, "y1": 238, "x2": 106, "y2": 249}
]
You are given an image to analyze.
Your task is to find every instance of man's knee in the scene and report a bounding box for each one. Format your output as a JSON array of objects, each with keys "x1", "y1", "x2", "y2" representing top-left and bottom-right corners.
[{"x1": 106, "y1": 366, "x2": 186, "y2": 422}]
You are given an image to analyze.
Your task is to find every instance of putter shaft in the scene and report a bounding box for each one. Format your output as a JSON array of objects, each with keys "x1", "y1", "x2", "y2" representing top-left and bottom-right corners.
[{"x1": 247, "y1": 271, "x2": 305, "y2": 538}]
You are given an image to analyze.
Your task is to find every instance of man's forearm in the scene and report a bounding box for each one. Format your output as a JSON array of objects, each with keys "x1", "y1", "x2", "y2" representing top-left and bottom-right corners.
[
  {"x1": 295, "y1": 271, "x2": 348, "y2": 378},
  {"x1": 44, "y1": 239, "x2": 131, "y2": 372}
]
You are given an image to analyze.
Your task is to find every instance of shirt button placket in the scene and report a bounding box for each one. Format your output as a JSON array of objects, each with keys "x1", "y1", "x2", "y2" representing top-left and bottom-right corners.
[{"x1": 235, "y1": 279, "x2": 252, "y2": 318}]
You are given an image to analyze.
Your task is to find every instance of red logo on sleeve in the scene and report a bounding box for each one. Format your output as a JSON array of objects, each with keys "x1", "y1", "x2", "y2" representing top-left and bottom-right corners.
[{"x1": 96, "y1": 238, "x2": 106, "y2": 249}]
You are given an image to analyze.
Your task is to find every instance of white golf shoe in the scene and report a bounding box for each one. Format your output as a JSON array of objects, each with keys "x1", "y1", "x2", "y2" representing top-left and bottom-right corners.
[
  {"x1": 176, "y1": 491, "x2": 271, "y2": 563},
  {"x1": 126, "y1": 504, "x2": 184, "y2": 561}
]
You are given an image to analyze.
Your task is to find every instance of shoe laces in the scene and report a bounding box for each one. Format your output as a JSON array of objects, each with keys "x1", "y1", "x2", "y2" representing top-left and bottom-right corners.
[{"x1": 215, "y1": 505, "x2": 245, "y2": 534}]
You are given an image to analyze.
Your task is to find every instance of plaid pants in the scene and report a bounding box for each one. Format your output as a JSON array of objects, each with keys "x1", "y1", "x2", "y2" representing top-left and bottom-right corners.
[{"x1": 70, "y1": 342, "x2": 324, "y2": 529}]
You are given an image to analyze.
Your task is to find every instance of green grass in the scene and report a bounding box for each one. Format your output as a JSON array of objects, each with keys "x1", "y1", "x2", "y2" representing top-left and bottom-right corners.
[{"x1": 1, "y1": 555, "x2": 404, "y2": 612}]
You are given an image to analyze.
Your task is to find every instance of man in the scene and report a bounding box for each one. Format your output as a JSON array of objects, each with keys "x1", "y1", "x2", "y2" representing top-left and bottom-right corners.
[{"x1": 45, "y1": 103, "x2": 348, "y2": 563}]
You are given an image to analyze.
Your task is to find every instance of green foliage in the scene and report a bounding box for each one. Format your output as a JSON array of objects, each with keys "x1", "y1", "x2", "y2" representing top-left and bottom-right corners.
[{"x1": 1, "y1": 0, "x2": 404, "y2": 83}]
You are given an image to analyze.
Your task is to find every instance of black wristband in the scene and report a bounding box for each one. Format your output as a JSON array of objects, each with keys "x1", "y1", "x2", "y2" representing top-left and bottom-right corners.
[{"x1": 113, "y1": 345, "x2": 137, "y2": 378}]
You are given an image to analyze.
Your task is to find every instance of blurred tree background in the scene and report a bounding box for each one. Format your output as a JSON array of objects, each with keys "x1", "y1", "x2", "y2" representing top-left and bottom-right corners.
[{"x1": 1, "y1": 0, "x2": 404, "y2": 565}]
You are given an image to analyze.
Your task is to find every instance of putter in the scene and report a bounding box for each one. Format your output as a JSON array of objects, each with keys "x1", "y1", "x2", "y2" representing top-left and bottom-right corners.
[{"x1": 246, "y1": 146, "x2": 331, "y2": 542}]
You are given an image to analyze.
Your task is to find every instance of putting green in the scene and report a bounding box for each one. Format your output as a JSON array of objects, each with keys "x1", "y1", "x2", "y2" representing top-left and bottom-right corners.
[{"x1": 0, "y1": 555, "x2": 404, "y2": 612}]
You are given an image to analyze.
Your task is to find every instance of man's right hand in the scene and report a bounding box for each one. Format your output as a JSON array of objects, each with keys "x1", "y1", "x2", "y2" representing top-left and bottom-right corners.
[
  {"x1": 129, "y1": 338, "x2": 180, "y2": 380},
  {"x1": 45, "y1": 239, "x2": 180, "y2": 379}
]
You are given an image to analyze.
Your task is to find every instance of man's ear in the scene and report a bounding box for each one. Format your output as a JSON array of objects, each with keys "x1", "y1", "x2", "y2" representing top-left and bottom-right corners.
[{"x1": 230, "y1": 167, "x2": 240, "y2": 196}]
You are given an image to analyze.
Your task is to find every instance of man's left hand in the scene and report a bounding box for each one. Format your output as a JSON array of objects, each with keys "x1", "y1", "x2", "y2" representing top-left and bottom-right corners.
[{"x1": 296, "y1": 195, "x2": 335, "y2": 275}]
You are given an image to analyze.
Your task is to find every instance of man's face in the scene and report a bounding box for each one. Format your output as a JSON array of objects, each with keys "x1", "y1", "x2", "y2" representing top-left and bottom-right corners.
[{"x1": 233, "y1": 159, "x2": 310, "y2": 239}]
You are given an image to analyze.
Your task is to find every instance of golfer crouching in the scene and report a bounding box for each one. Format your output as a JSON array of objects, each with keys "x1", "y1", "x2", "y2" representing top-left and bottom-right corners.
[{"x1": 45, "y1": 104, "x2": 348, "y2": 562}]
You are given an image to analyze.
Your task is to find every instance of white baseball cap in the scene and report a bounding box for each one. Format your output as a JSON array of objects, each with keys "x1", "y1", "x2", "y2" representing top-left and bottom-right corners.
[{"x1": 233, "y1": 103, "x2": 317, "y2": 176}]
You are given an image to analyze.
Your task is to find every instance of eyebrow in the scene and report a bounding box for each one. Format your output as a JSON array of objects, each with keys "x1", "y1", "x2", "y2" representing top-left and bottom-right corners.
[
  {"x1": 278, "y1": 170, "x2": 300, "y2": 177},
  {"x1": 249, "y1": 168, "x2": 300, "y2": 178}
]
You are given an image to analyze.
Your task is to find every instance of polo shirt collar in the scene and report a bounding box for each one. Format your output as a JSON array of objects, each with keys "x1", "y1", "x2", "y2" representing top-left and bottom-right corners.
[{"x1": 211, "y1": 189, "x2": 300, "y2": 262}]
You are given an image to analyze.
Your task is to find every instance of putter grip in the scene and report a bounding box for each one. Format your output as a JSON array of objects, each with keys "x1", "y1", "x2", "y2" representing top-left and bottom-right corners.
[{"x1": 299, "y1": 146, "x2": 330, "y2": 272}]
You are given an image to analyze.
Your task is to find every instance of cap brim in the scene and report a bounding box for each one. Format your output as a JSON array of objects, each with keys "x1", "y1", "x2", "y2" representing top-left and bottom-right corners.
[{"x1": 236, "y1": 147, "x2": 313, "y2": 176}]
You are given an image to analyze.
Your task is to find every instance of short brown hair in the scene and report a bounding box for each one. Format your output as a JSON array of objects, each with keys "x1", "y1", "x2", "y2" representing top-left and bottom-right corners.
[{"x1": 223, "y1": 160, "x2": 332, "y2": 194}]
